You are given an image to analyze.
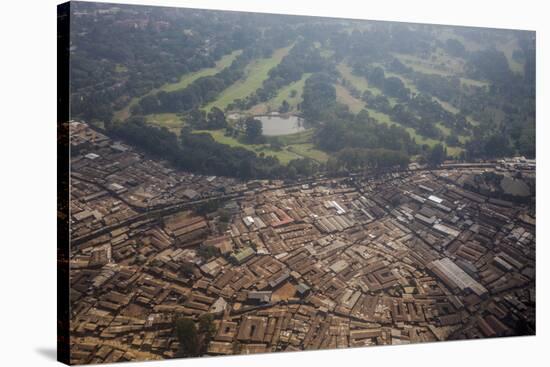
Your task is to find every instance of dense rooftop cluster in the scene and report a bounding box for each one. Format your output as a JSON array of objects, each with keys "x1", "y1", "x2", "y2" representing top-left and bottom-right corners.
[{"x1": 69, "y1": 122, "x2": 535, "y2": 364}]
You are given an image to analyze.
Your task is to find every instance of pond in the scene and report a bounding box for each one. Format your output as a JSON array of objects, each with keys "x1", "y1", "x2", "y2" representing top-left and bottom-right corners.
[{"x1": 256, "y1": 115, "x2": 306, "y2": 136}]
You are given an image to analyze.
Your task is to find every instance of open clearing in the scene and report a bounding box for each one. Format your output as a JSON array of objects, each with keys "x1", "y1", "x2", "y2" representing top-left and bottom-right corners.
[
  {"x1": 114, "y1": 50, "x2": 241, "y2": 121},
  {"x1": 335, "y1": 84, "x2": 365, "y2": 114},
  {"x1": 247, "y1": 73, "x2": 311, "y2": 115},
  {"x1": 362, "y1": 107, "x2": 463, "y2": 157},
  {"x1": 193, "y1": 128, "x2": 328, "y2": 164},
  {"x1": 115, "y1": 64, "x2": 128, "y2": 73},
  {"x1": 432, "y1": 96, "x2": 459, "y2": 114},
  {"x1": 336, "y1": 63, "x2": 387, "y2": 97},
  {"x1": 287, "y1": 144, "x2": 329, "y2": 163},
  {"x1": 496, "y1": 38, "x2": 524, "y2": 75},
  {"x1": 372, "y1": 63, "x2": 419, "y2": 95},
  {"x1": 435, "y1": 28, "x2": 484, "y2": 52},
  {"x1": 145, "y1": 113, "x2": 186, "y2": 134},
  {"x1": 193, "y1": 129, "x2": 303, "y2": 164},
  {"x1": 271, "y1": 282, "x2": 297, "y2": 302},
  {"x1": 204, "y1": 46, "x2": 293, "y2": 111},
  {"x1": 161, "y1": 50, "x2": 242, "y2": 93},
  {"x1": 393, "y1": 53, "x2": 456, "y2": 77}
]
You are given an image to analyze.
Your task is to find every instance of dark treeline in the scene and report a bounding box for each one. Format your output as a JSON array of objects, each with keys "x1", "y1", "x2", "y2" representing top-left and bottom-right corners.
[
  {"x1": 185, "y1": 107, "x2": 228, "y2": 130},
  {"x1": 134, "y1": 47, "x2": 264, "y2": 115},
  {"x1": 416, "y1": 73, "x2": 461, "y2": 102},
  {"x1": 353, "y1": 65, "x2": 411, "y2": 101},
  {"x1": 301, "y1": 73, "x2": 338, "y2": 122},
  {"x1": 328, "y1": 147, "x2": 410, "y2": 174},
  {"x1": 229, "y1": 40, "x2": 334, "y2": 111},
  {"x1": 108, "y1": 118, "x2": 320, "y2": 180},
  {"x1": 354, "y1": 66, "x2": 470, "y2": 141},
  {"x1": 314, "y1": 110, "x2": 418, "y2": 155}
]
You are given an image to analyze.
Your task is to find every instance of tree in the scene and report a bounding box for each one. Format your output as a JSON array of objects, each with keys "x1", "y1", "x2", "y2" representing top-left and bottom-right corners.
[
  {"x1": 445, "y1": 135, "x2": 460, "y2": 147},
  {"x1": 207, "y1": 107, "x2": 228, "y2": 129},
  {"x1": 198, "y1": 314, "x2": 216, "y2": 342},
  {"x1": 325, "y1": 157, "x2": 341, "y2": 176},
  {"x1": 336, "y1": 147, "x2": 409, "y2": 171},
  {"x1": 217, "y1": 208, "x2": 231, "y2": 223},
  {"x1": 269, "y1": 138, "x2": 284, "y2": 151},
  {"x1": 301, "y1": 73, "x2": 337, "y2": 121},
  {"x1": 245, "y1": 117, "x2": 263, "y2": 143},
  {"x1": 198, "y1": 245, "x2": 219, "y2": 260},
  {"x1": 194, "y1": 199, "x2": 223, "y2": 215},
  {"x1": 383, "y1": 76, "x2": 409, "y2": 100},
  {"x1": 188, "y1": 108, "x2": 207, "y2": 128},
  {"x1": 279, "y1": 99, "x2": 290, "y2": 113},
  {"x1": 445, "y1": 38, "x2": 466, "y2": 57},
  {"x1": 518, "y1": 125, "x2": 535, "y2": 158},
  {"x1": 175, "y1": 317, "x2": 199, "y2": 357},
  {"x1": 484, "y1": 134, "x2": 513, "y2": 158},
  {"x1": 427, "y1": 144, "x2": 446, "y2": 165},
  {"x1": 287, "y1": 158, "x2": 318, "y2": 177},
  {"x1": 369, "y1": 67, "x2": 385, "y2": 87},
  {"x1": 179, "y1": 261, "x2": 195, "y2": 278}
]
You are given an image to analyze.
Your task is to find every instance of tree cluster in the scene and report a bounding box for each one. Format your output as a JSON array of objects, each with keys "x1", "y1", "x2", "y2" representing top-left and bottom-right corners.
[{"x1": 108, "y1": 119, "x2": 320, "y2": 180}]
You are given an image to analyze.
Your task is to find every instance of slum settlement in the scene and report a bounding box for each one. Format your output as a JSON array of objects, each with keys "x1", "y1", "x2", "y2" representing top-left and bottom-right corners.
[{"x1": 68, "y1": 122, "x2": 535, "y2": 364}]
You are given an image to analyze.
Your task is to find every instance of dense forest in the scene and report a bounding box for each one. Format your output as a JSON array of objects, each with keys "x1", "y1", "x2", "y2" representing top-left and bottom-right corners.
[{"x1": 70, "y1": 3, "x2": 536, "y2": 180}]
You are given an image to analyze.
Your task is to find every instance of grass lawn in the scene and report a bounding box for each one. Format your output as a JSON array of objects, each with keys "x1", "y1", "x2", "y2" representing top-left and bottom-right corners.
[
  {"x1": 248, "y1": 73, "x2": 311, "y2": 115},
  {"x1": 334, "y1": 72, "x2": 466, "y2": 158},
  {"x1": 387, "y1": 71, "x2": 419, "y2": 94},
  {"x1": 435, "y1": 29, "x2": 483, "y2": 52},
  {"x1": 337, "y1": 63, "x2": 370, "y2": 93},
  {"x1": 145, "y1": 113, "x2": 186, "y2": 134},
  {"x1": 363, "y1": 107, "x2": 464, "y2": 156},
  {"x1": 446, "y1": 146, "x2": 464, "y2": 157},
  {"x1": 161, "y1": 50, "x2": 241, "y2": 93},
  {"x1": 319, "y1": 48, "x2": 335, "y2": 58},
  {"x1": 390, "y1": 52, "x2": 488, "y2": 90},
  {"x1": 337, "y1": 63, "x2": 391, "y2": 103},
  {"x1": 467, "y1": 116, "x2": 480, "y2": 127},
  {"x1": 113, "y1": 50, "x2": 241, "y2": 121},
  {"x1": 272, "y1": 129, "x2": 314, "y2": 145},
  {"x1": 393, "y1": 53, "x2": 455, "y2": 77},
  {"x1": 193, "y1": 129, "x2": 303, "y2": 164},
  {"x1": 193, "y1": 127, "x2": 328, "y2": 164},
  {"x1": 496, "y1": 38, "x2": 524, "y2": 75},
  {"x1": 371, "y1": 63, "x2": 483, "y2": 138},
  {"x1": 373, "y1": 63, "x2": 419, "y2": 93},
  {"x1": 204, "y1": 46, "x2": 293, "y2": 111},
  {"x1": 460, "y1": 77, "x2": 489, "y2": 88},
  {"x1": 115, "y1": 64, "x2": 128, "y2": 73},
  {"x1": 335, "y1": 84, "x2": 365, "y2": 114},
  {"x1": 287, "y1": 143, "x2": 329, "y2": 163},
  {"x1": 114, "y1": 96, "x2": 141, "y2": 122},
  {"x1": 432, "y1": 97, "x2": 459, "y2": 114},
  {"x1": 426, "y1": 96, "x2": 479, "y2": 143},
  {"x1": 436, "y1": 122, "x2": 469, "y2": 144}
]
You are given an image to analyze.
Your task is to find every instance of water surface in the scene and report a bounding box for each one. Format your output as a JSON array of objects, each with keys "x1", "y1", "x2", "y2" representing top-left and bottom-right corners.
[{"x1": 256, "y1": 115, "x2": 306, "y2": 136}]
